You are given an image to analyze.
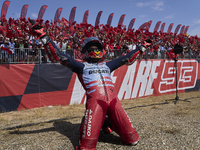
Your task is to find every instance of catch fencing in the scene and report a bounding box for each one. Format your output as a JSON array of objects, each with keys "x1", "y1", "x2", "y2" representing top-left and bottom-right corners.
[
  {"x1": 0, "y1": 48, "x2": 126, "y2": 64},
  {"x1": 0, "y1": 59, "x2": 199, "y2": 112},
  {"x1": 0, "y1": 48, "x2": 198, "y2": 64}
]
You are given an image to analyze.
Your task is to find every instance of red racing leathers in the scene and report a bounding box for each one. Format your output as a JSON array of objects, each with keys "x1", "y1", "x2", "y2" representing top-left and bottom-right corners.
[{"x1": 40, "y1": 35, "x2": 143, "y2": 150}]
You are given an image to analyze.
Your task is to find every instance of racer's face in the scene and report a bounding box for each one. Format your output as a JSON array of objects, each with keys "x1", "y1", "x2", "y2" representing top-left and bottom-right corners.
[{"x1": 87, "y1": 45, "x2": 102, "y2": 62}]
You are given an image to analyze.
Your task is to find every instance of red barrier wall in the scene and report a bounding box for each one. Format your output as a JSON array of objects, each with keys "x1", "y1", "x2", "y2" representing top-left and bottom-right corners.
[{"x1": 0, "y1": 59, "x2": 199, "y2": 112}]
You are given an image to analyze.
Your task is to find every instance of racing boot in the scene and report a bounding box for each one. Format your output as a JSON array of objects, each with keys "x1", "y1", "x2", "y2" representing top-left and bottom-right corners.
[{"x1": 102, "y1": 115, "x2": 112, "y2": 134}]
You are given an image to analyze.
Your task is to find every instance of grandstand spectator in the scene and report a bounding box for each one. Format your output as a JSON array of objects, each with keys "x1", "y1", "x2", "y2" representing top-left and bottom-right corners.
[
  {"x1": 54, "y1": 38, "x2": 61, "y2": 49},
  {"x1": 42, "y1": 45, "x2": 48, "y2": 63},
  {"x1": 122, "y1": 41, "x2": 129, "y2": 53},
  {"x1": 66, "y1": 42, "x2": 74, "y2": 57},
  {"x1": 61, "y1": 38, "x2": 68, "y2": 54},
  {"x1": 165, "y1": 41, "x2": 173, "y2": 59},
  {"x1": 74, "y1": 42, "x2": 80, "y2": 50},
  {"x1": 114, "y1": 42, "x2": 122, "y2": 58},
  {"x1": 128, "y1": 39, "x2": 136, "y2": 51},
  {"x1": 182, "y1": 44, "x2": 190, "y2": 59},
  {"x1": 192, "y1": 46, "x2": 198, "y2": 59},
  {"x1": 179, "y1": 45, "x2": 185, "y2": 59},
  {"x1": 0, "y1": 34, "x2": 4, "y2": 45},
  {"x1": 103, "y1": 41, "x2": 110, "y2": 60},
  {"x1": 0, "y1": 17, "x2": 200, "y2": 63},
  {"x1": 159, "y1": 42, "x2": 166, "y2": 59},
  {"x1": 152, "y1": 42, "x2": 159, "y2": 59},
  {"x1": 27, "y1": 40, "x2": 33, "y2": 63},
  {"x1": 19, "y1": 39, "x2": 25, "y2": 62},
  {"x1": 31, "y1": 41, "x2": 39, "y2": 62},
  {"x1": 66, "y1": 42, "x2": 72, "y2": 50},
  {"x1": 108, "y1": 42, "x2": 115, "y2": 60},
  {"x1": 24, "y1": 39, "x2": 30, "y2": 55},
  {"x1": 36, "y1": 42, "x2": 45, "y2": 63},
  {"x1": 147, "y1": 46, "x2": 154, "y2": 59},
  {"x1": 14, "y1": 38, "x2": 20, "y2": 62},
  {"x1": 0, "y1": 38, "x2": 11, "y2": 63},
  {"x1": 31, "y1": 39, "x2": 38, "y2": 62},
  {"x1": 68, "y1": 38, "x2": 74, "y2": 49},
  {"x1": 10, "y1": 37, "x2": 15, "y2": 62}
]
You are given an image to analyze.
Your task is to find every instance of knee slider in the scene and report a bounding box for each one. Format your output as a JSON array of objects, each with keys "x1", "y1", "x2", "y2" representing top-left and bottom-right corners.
[{"x1": 123, "y1": 130, "x2": 139, "y2": 145}]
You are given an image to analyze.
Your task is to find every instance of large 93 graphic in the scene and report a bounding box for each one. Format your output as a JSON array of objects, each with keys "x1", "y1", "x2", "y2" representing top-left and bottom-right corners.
[{"x1": 159, "y1": 60, "x2": 198, "y2": 93}]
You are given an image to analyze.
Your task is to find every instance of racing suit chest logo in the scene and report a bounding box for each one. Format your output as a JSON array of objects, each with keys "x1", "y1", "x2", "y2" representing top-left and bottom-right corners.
[{"x1": 89, "y1": 69, "x2": 109, "y2": 75}]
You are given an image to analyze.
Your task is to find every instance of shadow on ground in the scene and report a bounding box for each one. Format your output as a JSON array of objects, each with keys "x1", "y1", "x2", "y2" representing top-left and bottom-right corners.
[{"x1": 8, "y1": 120, "x2": 123, "y2": 149}]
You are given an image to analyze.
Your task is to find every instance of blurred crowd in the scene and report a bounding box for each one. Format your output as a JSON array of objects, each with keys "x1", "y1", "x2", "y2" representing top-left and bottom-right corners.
[{"x1": 0, "y1": 17, "x2": 200, "y2": 63}]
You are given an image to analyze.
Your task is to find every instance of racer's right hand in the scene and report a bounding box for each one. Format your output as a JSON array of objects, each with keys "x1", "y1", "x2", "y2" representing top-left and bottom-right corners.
[
  {"x1": 29, "y1": 18, "x2": 46, "y2": 38},
  {"x1": 139, "y1": 39, "x2": 152, "y2": 53}
]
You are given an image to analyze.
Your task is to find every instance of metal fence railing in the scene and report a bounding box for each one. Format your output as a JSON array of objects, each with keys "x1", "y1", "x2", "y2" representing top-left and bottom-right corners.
[
  {"x1": 0, "y1": 48, "x2": 42, "y2": 64},
  {"x1": 0, "y1": 48, "x2": 199, "y2": 64}
]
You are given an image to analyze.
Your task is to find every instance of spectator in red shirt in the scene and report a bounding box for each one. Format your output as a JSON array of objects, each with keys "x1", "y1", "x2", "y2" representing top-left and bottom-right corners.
[{"x1": 153, "y1": 43, "x2": 159, "y2": 59}]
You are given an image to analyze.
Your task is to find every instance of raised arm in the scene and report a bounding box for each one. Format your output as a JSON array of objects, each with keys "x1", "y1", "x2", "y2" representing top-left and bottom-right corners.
[
  {"x1": 29, "y1": 19, "x2": 84, "y2": 74},
  {"x1": 106, "y1": 40, "x2": 151, "y2": 72}
]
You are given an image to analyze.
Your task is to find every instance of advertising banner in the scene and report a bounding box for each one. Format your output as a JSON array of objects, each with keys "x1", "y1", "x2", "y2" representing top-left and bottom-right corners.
[
  {"x1": 82, "y1": 10, "x2": 89, "y2": 24},
  {"x1": 20, "y1": 4, "x2": 29, "y2": 19},
  {"x1": 0, "y1": 59, "x2": 199, "y2": 112},
  {"x1": 69, "y1": 7, "x2": 76, "y2": 23},
  {"x1": 54, "y1": 7, "x2": 63, "y2": 23},
  {"x1": 153, "y1": 21, "x2": 161, "y2": 32},
  {"x1": 107, "y1": 13, "x2": 114, "y2": 26},
  {"x1": 167, "y1": 23, "x2": 174, "y2": 34},
  {"x1": 174, "y1": 24, "x2": 181, "y2": 34},
  {"x1": 95, "y1": 11, "x2": 102, "y2": 26},
  {"x1": 37, "y1": 5, "x2": 48, "y2": 20},
  {"x1": 1, "y1": 1, "x2": 10, "y2": 19},
  {"x1": 118, "y1": 14, "x2": 125, "y2": 27},
  {"x1": 128, "y1": 18, "x2": 136, "y2": 30},
  {"x1": 160, "y1": 23, "x2": 166, "y2": 33}
]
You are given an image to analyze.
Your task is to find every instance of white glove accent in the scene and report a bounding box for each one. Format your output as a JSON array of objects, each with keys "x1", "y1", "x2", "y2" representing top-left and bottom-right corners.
[{"x1": 138, "y1": 45, "x2": 146, "y2": 53}]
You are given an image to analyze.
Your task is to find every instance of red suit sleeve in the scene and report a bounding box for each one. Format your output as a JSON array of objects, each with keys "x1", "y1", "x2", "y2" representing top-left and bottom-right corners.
[
  {"x1": 106, "y1": 48, "x2": 140, "y2": 72},
  {"x1": 40, "y1": 35, "x2": 84, "y2": 73}
]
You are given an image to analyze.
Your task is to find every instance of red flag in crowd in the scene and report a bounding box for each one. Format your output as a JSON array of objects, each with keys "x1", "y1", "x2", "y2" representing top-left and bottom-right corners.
[
  {"x1": 0, "y1": 46, "x2": 12, "y2": 54},
  {"x1": 61, "y1": 17, "x2": 69, "y2": 25},
  {"x1": 0, "y1": 25, "x2": 7, "y2": 35}
]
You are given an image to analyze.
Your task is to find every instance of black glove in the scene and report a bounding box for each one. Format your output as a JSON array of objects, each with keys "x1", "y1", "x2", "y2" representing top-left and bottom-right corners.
[
  {"x1": 29, "y1": 18, "x2": 46, "y2": 38},
  {"x1": 139, "y1": 39, "x2": 152, "y2": 53},
  {"x1": 138, "y1": 45, "x2": 146, "y2": 53}
]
